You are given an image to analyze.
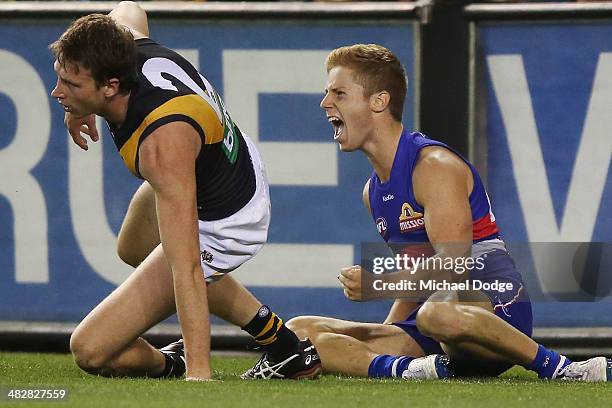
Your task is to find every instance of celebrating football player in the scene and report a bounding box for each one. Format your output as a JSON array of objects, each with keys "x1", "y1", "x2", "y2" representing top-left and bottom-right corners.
[{"x1": 288, "y1": 44, "x2": 611, "y2": 382}]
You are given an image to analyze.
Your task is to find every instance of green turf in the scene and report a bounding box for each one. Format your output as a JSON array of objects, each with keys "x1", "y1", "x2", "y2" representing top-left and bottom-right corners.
[{"x1": 1, "y1": 352, "x2": 611, "y2": 408}]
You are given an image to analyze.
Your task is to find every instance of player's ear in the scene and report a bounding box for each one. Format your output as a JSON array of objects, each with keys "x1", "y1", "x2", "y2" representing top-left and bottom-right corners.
[
  {"x1": 370, "y1": 91, "x2": 391, "y2": 113},
  {"x1": 103, "y1": 78, "x2": 121, "y2": 97}
]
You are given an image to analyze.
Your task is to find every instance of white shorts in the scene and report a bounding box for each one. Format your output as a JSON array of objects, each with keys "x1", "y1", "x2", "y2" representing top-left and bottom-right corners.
[{"x1": 198, "y1": 135, "x2": 270, "y2": 281}]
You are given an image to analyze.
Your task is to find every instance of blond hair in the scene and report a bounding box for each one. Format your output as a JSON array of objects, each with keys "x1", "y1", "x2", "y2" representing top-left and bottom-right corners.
[{"x1": 326, "y1": 44, "x2": 407, "y2": 122}]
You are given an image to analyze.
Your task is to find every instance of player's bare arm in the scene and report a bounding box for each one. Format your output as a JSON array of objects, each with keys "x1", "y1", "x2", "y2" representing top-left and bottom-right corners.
[
  {"x1": 339, "y1": 146, "x2": 473, "y2": 300},
  {"x1": 412, "y1": 146, "x2": 473, "y2": 261},
  {"x1": 109, "y1": 1, "x2": 149, "y2": 40},
  {"x1": 138, "y1": 121, "x2": 212, "y2": 380},
  {"x1": 379, "y1": 146, "x2": 473, "y2": 287}
]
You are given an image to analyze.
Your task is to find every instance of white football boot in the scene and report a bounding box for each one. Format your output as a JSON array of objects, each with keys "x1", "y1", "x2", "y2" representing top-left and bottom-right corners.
[
  {"x1": 556, "y1": 357, "x2": 612, "y2": 382},
  {"x1": 401, "y1": 354, "x2": 453, "y2": 380}
]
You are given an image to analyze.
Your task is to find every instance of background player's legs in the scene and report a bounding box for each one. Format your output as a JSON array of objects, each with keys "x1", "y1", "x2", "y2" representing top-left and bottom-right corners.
[
  {"x1": 416, "y1": 290, "x2": 538, "y2": 375},
  {"x1": 117, "y1": 181, "x2": 159, "y2": 267},
  {"x1": 70, "y1": 245, "x2": 175, "y2": 377},
  {"x1": 287, "y1": 316, "x2": 425, "y2": 376}
]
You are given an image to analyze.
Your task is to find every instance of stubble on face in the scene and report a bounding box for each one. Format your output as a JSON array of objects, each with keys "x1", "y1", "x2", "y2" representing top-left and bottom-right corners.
[{"x1": 53, "y1": 60, "x2": 103, "y2": 117}]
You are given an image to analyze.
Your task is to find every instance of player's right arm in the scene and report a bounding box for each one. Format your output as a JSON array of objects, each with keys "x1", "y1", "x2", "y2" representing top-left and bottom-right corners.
[
  {"x1": 362, "y1": 179, "x2": 420, "y2": 320},
  {"x1": 139, "y1": 121, "x2": 212, "y2": 381},
  {"x1": 369, "y1": 176, "x2": 417, "y2": 322}
]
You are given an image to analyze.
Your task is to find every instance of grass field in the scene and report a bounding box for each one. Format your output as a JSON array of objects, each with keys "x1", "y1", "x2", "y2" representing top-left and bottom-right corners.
[{"x1": 1, "y1": 352, "x2": 611, "y2": 408}]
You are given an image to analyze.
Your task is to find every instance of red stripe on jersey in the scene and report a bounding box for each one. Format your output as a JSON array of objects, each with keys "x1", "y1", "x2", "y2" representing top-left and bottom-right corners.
[
  {"x1": 472, "y1": 213, "x2": 499, "y2": 240},
  {"x1": 394, "y1": 242, "x2": 436, "y2": 260}
]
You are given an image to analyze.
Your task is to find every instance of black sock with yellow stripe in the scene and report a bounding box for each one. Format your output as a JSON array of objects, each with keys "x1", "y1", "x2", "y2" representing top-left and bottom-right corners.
[{"x1": 242, "y1": 305, "x2": 300, "y2": 360}]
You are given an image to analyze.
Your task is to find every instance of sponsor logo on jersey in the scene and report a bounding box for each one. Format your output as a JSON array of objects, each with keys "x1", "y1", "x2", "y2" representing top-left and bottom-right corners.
[
  {"x1": 399, "y1": 202, "x2": 425, "y2": 233},
  {"x1": 376, "y1": 217, "x2": 388, "y2": 238},
  {"x1": 200, "y1": 250, "x2": 214, "y2": 264},
  {"x1": 382, "y1": 194, "x2": 394, "y2": 202}
]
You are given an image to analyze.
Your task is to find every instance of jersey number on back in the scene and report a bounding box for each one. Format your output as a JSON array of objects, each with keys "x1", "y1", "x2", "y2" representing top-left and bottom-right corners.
[{"x1": 142, "y1": 57, "x2": 239, "y2": 163}]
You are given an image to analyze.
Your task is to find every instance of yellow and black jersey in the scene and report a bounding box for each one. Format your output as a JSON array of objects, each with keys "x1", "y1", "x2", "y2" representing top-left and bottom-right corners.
[{"x1": 108, "y1": 38, "x2": 256, "y2": 221}]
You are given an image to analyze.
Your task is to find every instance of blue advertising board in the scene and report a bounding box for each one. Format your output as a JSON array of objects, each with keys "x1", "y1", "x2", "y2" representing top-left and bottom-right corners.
[
  {"x1": 0, "y1": 18, "x2": 416, "y2": 324},
  {"x1": 480, "y1": 22, "x2": 612, "y2": 326}
]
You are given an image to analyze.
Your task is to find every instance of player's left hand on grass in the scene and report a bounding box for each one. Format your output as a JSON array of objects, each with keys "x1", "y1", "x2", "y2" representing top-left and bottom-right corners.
[
  {"x1": 185, "y1": 377, "x2": 217, "y2": 382},
  {"x1": 338, "y1": 265, "x2": 363, "y2": 301},
  {"x1": 185, "y1": 369, "x2": 213, "y2": 382}
]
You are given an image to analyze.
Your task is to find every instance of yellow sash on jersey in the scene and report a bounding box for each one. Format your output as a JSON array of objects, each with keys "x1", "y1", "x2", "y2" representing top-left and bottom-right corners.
[{"x1": 119, "y1": 94, "x2": 225, "y2": 176}]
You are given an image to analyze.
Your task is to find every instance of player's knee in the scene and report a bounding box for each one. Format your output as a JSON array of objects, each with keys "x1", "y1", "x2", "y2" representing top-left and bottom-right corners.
[
  {"x1": 69, "y1": 332, "x2": 109, "y2": 374},
  {"x1": 415, "y1": 301, "x2": 439, "y2": 337},
  {"x1": 286, "y1": 316, "x2": 326, "y2": 340},
  {"x1": 310, "y1": 331, "x2": 334, "y2": 348},
  {"x1": 116, "y1": 238, "x2": 140, "y2": 268},
  {"x1": 416, "y1": 302, "x2": 473, "y2": 343}
]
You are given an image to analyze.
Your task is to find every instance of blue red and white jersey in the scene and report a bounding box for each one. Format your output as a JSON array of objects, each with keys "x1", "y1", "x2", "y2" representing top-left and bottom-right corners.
[{"x1": 368, "y1": 130, "x2": 499, "y2": 251}]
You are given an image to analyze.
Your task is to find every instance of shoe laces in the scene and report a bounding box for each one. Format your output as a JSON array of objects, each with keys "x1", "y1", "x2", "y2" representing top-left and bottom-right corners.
[
  {"x1": 248, "y1": 352, "x2": 299, "y2": 379},
  {"x1": 557, "y1": 361, "x2": 589, "y2": 380}
]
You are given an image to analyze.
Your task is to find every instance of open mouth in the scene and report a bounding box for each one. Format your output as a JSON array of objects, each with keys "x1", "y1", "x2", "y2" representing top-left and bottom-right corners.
[
  {"x1": 57, "y1": 98, "x2": 72, "y2": 113},
  {"x1": 328, "y1": 116, "x2": 345, "y2": 140}
]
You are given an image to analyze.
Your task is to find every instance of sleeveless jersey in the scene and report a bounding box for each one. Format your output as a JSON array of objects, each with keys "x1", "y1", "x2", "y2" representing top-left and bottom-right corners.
[
  {"x1": 108, "y1": 38, "x2": 255, "y2": 221},
  {"x1": 368, "y1": 130, "x2": 499, "y2": 253}
]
